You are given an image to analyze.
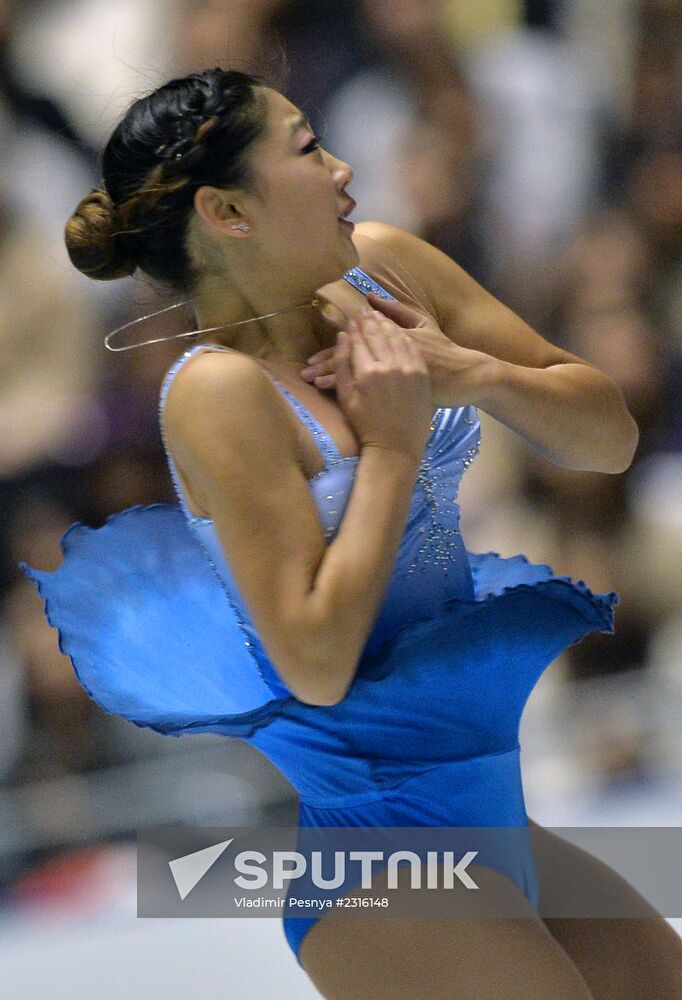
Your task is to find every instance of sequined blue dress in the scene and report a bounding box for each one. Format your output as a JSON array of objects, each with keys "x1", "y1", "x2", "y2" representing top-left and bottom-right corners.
[{"x1": 20, "y1": 266, "x2": 618, "y2": 964}]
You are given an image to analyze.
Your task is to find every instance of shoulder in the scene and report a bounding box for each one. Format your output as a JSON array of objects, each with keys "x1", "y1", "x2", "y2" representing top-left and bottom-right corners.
[
  {"x1": 353, "y1": 220, "x2": 468, "y2": 290},
  {"x1": 354, "y1": 225, "x2": 578, "y2": 369},
  {"x1": 165, "y1": 348, "x2": 271, "y2": 423},
  {"x1": 351, "y1": 221, "x2": 471, "y2": 326},
  {"x1": 353, "y1": 219, "x2": 415, "y2": 249},
  {"x1": 163, "y1": 348, "x2": 299, "y2": 472},
  {"x1": 352, "y1": 220, "x2": 425, "y2": 270}
]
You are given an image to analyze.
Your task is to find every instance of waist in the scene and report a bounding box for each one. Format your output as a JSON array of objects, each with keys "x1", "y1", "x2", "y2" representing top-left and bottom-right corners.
[{"x1": 297, "y1": 745, "x2": 525, "y2": 815}]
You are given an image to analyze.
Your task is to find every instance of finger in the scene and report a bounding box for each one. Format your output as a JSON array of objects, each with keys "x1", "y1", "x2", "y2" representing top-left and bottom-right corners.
[
  {"x1": 392, "y1": 333, "x2": 426, "y2": 371},
  {"x1": 334, "y1": 329, "x2": 352, "y2": 394},
  {"x1": 356, "y1": 312, "x2": 397, "y2": 362},
  {"x1": 301, "y1": 357, "x2": 335, "y2": 381},
  {"x1": 351, "y1": 323, "x2": 380, "y2": 368},
  {"x1": 397, "y1": 330, "x2": 428, "y2": 371},
  {"x1": 364, "y1": 291, "x2": 426, "y2": 329},
  {"x1": 305, "y1": 346, "x2": 335, "y2": 365},
  {"x1": 385, "y1": 329, "x2": 414, "y2": 367},
  {"x1": 335, "y1": 318, "x2": 365, "y2": 385}
]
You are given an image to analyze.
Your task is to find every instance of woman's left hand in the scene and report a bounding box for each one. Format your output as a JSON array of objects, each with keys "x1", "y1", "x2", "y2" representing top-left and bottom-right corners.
[{"x1": 302, "y1": 291, "x2": 489, "y2": 407}]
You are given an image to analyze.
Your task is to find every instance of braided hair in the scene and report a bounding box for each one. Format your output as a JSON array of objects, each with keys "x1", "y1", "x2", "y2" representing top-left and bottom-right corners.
[{"x1": 65, "y1": 67, "x2": 267, "y2": 292}]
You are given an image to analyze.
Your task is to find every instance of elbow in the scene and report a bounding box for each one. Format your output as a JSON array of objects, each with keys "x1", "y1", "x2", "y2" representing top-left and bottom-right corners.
[
  {"x1": 284, "y1": 596, "x2": 359, "y2": 706},
  {"x1": 586, "y1": 376, "x2": 641, "y2": 474},
  {"x1": 609, "y1": 389, "x2": 641, "y2": 473},
  {"x1": 295, "y1": 649, "x2": 356, "y2": 706},
  {"x1": 576, "y1": 412, "x2": 640, "y2": 475},
  {"x1": 277, "y1": 627, "x2": 356, "y2": 707},
  {"x1": 297, "y1": 689, "x2": 347, "y2": 707},
  {"x1": 609, "y1": 414, "x2": 640, "y2": 474},
  {"x1": 625, "y1": 415, "x2": 641, "y2": 467},
  {"x1": 291, "y1": 674, "x2": 351, "y2": 707}
]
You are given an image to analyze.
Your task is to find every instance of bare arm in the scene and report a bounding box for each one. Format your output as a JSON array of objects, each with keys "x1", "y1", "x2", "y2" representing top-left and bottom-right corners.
[
  {"x1": 165, "y1": 351, "x2": 421, "y2": 706},
  {"x1": 356, "y1": 222, "x2": 640, "y2": 473}
]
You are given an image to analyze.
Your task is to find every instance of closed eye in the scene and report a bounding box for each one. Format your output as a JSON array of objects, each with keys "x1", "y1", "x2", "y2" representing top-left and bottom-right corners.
[{"x1": 301, "y1": 135, "x2": 322, "y2": 154}]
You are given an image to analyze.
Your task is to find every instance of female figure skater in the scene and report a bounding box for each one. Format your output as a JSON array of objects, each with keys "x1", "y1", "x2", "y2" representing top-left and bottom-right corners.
[{"x1": 21, "y1": 68, "x2": 682, "y2": 998}]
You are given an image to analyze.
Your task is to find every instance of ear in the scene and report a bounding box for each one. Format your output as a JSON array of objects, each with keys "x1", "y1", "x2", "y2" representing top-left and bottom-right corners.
[{"x1": 193, "y1": 186, "x2": 249, "y2": 235}]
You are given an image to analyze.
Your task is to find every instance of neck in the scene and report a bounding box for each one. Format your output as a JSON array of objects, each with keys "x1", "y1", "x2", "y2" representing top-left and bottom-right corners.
[{"x1": 192, "y1": 273, "x2": 337, "y2": 365}]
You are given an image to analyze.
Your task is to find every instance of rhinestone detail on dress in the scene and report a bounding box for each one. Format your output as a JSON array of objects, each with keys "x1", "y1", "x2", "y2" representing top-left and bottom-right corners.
[
  {"x1": 343, "y1": 267, "x2": 395, "y2": 299},
  {"x1": 404, "y1": 414, "x2": 481, "y2": 577},
  {"x1": 157, "y1": 265, "x2": 483, "y2": 679}
]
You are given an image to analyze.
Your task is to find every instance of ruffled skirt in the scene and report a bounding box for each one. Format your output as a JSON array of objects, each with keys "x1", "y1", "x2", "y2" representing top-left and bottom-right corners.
[{"x1": 19, "y1": 502, "x2": 618, "y2": 745}]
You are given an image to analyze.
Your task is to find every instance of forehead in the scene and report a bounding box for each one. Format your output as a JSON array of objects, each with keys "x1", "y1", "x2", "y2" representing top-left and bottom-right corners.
[{"x1": 261, "y1": 87, "x2": 311, "y2": 138}]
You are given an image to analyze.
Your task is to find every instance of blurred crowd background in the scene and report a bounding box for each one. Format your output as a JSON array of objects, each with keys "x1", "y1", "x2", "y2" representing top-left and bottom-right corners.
[{"x1": 0, "y1": 0, "x2": 680, "y2": 985}]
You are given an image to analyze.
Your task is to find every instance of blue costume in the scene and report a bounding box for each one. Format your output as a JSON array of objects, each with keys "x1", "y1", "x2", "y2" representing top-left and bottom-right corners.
[{"x1": 20, "y1": 266, "x2": 618, "y2": 965}]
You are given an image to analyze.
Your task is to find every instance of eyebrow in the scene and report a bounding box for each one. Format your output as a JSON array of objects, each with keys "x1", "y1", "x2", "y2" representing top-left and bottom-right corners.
[{"x1": 289, "y1": 113, "x2": 314, "y2": 136}]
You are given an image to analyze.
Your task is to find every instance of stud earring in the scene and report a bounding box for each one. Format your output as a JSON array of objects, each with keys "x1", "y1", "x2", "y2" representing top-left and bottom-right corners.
[{"x1": 230, "y1": 223, "x2": 251, "y2": 232}]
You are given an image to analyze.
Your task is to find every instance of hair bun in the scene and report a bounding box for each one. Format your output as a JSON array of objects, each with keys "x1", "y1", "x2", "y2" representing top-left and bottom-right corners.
[{"x1": 65, "y1": 188, "x2": 137, "y2": 280}]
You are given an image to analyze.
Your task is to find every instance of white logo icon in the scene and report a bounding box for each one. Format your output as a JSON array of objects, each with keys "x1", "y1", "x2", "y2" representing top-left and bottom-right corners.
[{"x1": 169, "y1": 839, "x2": 233, "y2": 900}]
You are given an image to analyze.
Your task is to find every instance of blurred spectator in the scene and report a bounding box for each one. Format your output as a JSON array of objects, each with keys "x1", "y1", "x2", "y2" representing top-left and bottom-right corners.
[
  {"x1": 442, "y1": 0, "x2": 523, "y2": 51},
  {"x1": 177, "y1": 0, "x2": 285, "y2": 79},
  {"x1": 0, "y1": 0, "x2": 127, "y2": 492},
  {"x1": 627, "y1": 144, "x2": 682, "y2": 260},
  {"x1": 0, "y1": 617, "x2": 25, "y2": 783},
  {"x1": 464, "y1": 18, "x2": 609, "y2": 319},
  {"x1": 322, "y1": 0, "x2": 489, "y2": 280},
  {"x1": 0, "y1": 0, "x2": 680, "y2": 872},
  {"x1": 0, "y1": 203, "x2": 101, "y2": 480},
  {"x1": 546, "y1": 207, "x2": 674, "y2": 457},
  {"x1": 266, "y1": 0, "x2": 368, "y2": 113},
  {"x1": 6, "y1": 0, "x2": 178, "y2": 149},
  {"x1": 632, "y1": 0, "x2": 681, "y2": 148},
  {"x1": 0, "y1": 1, "x2": 95, "y2": 168},
  {"x1": 2, "y1": 494, "x2": 119, "y2": 786}
]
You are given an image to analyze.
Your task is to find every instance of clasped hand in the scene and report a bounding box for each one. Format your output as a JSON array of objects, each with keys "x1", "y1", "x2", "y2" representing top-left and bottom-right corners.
[{"x1": 302, "y1": 291, "x2": 488, "y2": 408}]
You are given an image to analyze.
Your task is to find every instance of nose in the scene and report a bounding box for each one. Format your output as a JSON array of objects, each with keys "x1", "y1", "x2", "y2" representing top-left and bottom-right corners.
[{"x1": 331, "y1": 154, "x2": 354, "y2": 191}]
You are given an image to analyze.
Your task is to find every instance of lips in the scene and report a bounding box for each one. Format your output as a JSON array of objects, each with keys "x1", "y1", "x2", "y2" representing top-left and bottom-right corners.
[{"x1": 338, "y1": 197, "x2": 357, "y2": 220}]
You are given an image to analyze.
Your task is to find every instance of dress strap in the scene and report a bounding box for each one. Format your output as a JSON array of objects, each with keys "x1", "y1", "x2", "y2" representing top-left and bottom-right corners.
[
  {"x1": 158, "y1": 345, "x2": 342, "y2": 509},
  {"x1": 262, "y1": 375, "x2": 343, "y2": 470},
  {"x1": 159, "y1": 347, "x2": 208, "y2": 522},
  {"x1": 342, "y1": 265, "x2": 398, "y2": 302},
  {"x1": 269, "y1": 269, "x2": 398, "y2": 473},
  {"x1": 159, "y1": 267, "x2": 399, "y2": 498}
]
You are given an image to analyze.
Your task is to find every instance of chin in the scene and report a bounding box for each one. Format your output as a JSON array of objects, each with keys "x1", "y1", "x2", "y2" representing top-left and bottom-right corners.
[
  {"x1": 314, "y1": 236, "x2": 359, "y2": 289},
  {"x1": 345, "y1": 233, "x2": 361, "y2": 265}
]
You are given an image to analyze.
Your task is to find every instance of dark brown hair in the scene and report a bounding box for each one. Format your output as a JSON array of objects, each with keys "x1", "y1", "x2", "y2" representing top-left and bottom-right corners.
[{"x1": 65, "y1": 67, "x2": 268, "y2": 292}]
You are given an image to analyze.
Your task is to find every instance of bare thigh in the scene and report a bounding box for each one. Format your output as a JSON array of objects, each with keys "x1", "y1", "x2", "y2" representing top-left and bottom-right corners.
[
  {"x1": 528, "y1": 820, "x2": 682, "y2": 1000},
  {"x1": 299, "y1": 863, "x2": 596, "y2": 1000}
]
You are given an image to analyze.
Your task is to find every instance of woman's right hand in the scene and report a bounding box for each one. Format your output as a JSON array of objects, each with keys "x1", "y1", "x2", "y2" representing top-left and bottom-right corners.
[{"x1": 334, "y1": 309, "x2": 435, "y2": 463}]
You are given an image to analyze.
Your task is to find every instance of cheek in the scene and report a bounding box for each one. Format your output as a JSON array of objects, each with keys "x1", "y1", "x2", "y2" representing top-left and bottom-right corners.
[
  {"x1": 271, "y1": 172, "x2": 335, "y2": 242},
  {"x1": 293, "y1": 165, "x2": 334, "y2": 216},
  {"x1": 277, "y1": 182, "x2": 314, "y2": 221},
  {"x1": 288, "y1": 204, "x2": 331, "y2": 242}
]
